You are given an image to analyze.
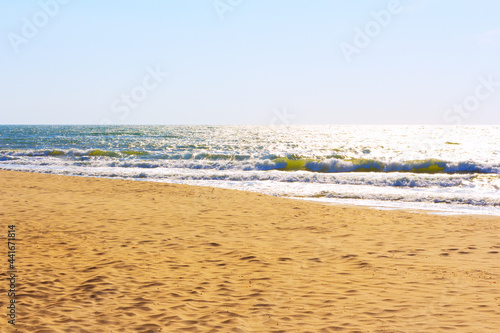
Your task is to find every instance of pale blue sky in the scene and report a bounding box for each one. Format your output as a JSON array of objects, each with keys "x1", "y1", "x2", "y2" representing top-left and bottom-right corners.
[{"x1": 1, "y1": 0, "x2": 499, "y2": 125}]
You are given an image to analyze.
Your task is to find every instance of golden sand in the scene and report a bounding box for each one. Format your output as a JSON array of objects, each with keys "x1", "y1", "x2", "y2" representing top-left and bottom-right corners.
[{"x1": 0, "y1": 170, "x2": 499, "y2": 332}]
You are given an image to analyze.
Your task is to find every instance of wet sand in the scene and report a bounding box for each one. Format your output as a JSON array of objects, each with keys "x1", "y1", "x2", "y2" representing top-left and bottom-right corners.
[{"x1": 0, "y1": 170, "x2": 499, "y2": 332}]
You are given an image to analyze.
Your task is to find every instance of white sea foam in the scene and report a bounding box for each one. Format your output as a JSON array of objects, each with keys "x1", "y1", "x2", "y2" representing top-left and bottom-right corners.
[{"x1": 1, "y1": 125, "x2": 499, "y2": 215}]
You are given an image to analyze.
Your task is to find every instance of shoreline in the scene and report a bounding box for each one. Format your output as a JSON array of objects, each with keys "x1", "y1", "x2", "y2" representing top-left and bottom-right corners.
[
  {"x1": 2, "y1": 168, "x2": 499, "y2": 218},
  {"x1": 1, "y1": 169, "x2": 499, "y2": 331},
  {"x1": 295, "y1": 197, "x2": 500, "y2": 218}
]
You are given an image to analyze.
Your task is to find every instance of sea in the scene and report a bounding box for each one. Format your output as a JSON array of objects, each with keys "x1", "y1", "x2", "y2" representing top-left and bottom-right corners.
[{"x1": 1, "y1": 125, "x2": 499, "y2": 216}]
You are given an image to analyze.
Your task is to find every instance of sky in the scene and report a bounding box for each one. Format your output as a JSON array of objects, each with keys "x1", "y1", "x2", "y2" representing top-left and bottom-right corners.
[{"x1": 0, "y1": 0, "x2": 499, "y2": 125}]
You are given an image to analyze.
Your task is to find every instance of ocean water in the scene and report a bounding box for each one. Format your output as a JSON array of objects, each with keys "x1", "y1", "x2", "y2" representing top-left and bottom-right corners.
[{"x1": 1, "y1": 125, "x2": 499, "y2": 216}]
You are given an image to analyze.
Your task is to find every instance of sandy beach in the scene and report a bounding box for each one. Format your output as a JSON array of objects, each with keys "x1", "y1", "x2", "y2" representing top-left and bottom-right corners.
[{"x1": 0, "y1": 170, "x2": 499, "y2": 332}]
